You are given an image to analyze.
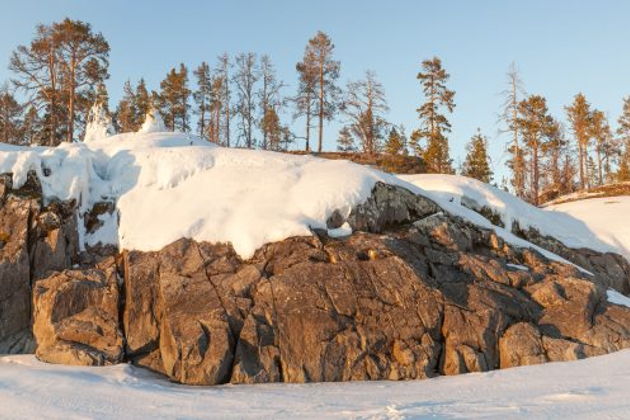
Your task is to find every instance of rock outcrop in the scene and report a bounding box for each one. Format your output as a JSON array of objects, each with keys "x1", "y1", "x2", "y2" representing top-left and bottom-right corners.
[
  {"x1": 26, "y1": 182, "x2": 630, "y2": 386},
  {"x1": 32, "y1": 257, "x2": 123, "y2": 365},
  {"x1": 1, "y1": 176, "x2": 629, "y2": 386},
  {"x1": 0, "y1": 172, "x2": 78, "y2": 354}
]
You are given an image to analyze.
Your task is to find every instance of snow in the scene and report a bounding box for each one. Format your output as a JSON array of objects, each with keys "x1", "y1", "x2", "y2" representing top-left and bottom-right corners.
[
  {"x1": 83, "y1": 102, "x2": 114, "y2": 143},
  {"x1": 401, "y1": 174, "x2": 630, "y2": 262},
  {"x1": 327, "y1": 222, "x2": 353, "y2": 238},
  {"x1": 138, "y1": 108, "x2": 166, "y2": 133},
  {"x1": 1, "y1": 350, "x2": 629, "y2": 419},
  {"x1": 0, "y1": 133, "x2": 614, "y2": 265},
  {"x1": 507, "y1": 263, "x2": 529, "y2": 271},
  {"x1": 607, "y1": 289, "x2": 630, "y2": 308}
]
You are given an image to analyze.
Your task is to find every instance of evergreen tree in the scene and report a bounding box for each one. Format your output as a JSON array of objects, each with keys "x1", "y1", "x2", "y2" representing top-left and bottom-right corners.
[
  {"x1": 336, "y1": 126, "x2": 356, "y2": 152},
  {"x1": 544, "y1": 120, "x2": 565, "y2": 192},
  {"x1": 258, "y1": 55, "x2": 284, "y2": 150},
  {"x1": 114, "y1": 80, "x2": 135, "y2": 132},
  {"x1": 617, "y1": 142, "x2": 630, "y2": 182},
  {"x1": 0, "y1": 87, "x2": 23, "y2": 144},
  {"x1": 295, "y1": 47, "x2": 318, "y2": 151},
  {"x1": 207, "y1": 75, "x2": 224, "y2": 144},
  {"x1": 461, "y1": 129, "x2": 493, "y2": 183},
  {"x1": 194, "y1": 62, "x2": 212, "y2": 138},
  {"x1": 159, "y1": 64, "x2": 190, "y2": 132},
  {"x1": 22, "y1": 106, "x2": 43, "y2": 145},
  {"x1": 586, "y1": 155, "x2": 598, "y2": 188},
  {"x1": 410, "y1": 57, "x2": 455, "y2": 173},
  {"x1": 134, "y1": 79, "x2": 150, "y2": 127},
  {"x1": 260, "y1": 106, "x2": 284, "y2": 151},
  {"x1": 10, "y1": 19, "x2": 109, "y2": 145},
  {"x1": 341, "y1": 71, "x2": 389, "y2": 156},
  {"x1": 301, "y1": 31, "x2": 340, "y2": 153},
  {"x1": 516, "y1": 95, "x2": 556, "y2": 205},
  {"x1": 589, "y1": 109, "x2": 615, "y2": 186},
  {"x1": 566, "y1": 93, "x2": 592, "y2": 189},
  {"x1": 499, "y1": 62, "x2": 527, "y2": 198},
  {"x1": 384, "y1": 126, "x2": 406, "y2": 155}
]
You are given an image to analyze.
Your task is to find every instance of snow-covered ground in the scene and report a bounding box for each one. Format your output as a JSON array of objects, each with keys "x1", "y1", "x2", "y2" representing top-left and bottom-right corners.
[
  {"x1": 0, "y1": 350, "x2": 628, "y2": 419},
  {"x1": 401, "y1": 174, "x2": 630, "y2": 261},
  {"x1": 0, "y1": 131, "x2": 593, "y2": 268}
]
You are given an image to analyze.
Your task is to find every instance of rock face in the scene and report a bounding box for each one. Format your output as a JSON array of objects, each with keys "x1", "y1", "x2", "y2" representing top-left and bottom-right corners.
[
  {"x1": 27, "y1": 182, "x2": 630, "y2": 386},
  {"x1": 0, "y1": 177, "x2": 628, "y2": 386},
  {"x1": 32, "y1": 257, "x2": 123, "y2": 365},
  {"x1": 512, "y1": 223, "x2": 630, "y2": 296},
  {"x1": 0, "y1": 172, "x2": 78, "y2": 354}
]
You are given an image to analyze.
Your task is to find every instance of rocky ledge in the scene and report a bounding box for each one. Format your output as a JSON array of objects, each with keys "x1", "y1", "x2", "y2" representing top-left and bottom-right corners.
[{"x1": 1, "y1": 175, "x2": 629, "y2": 385}]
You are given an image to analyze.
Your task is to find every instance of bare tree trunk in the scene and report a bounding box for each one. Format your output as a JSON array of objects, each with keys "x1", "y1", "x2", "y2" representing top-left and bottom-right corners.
[
  {"x1": 305, "y1": 99, "x2": 311, "y2": 152},
  {"x1": 578, "y1": 141, "x2": 586, "y2": 189},
  {"x1": 597, "y1": 146, "x2": 603, "y2": 186},
  {"x1": 48, "y1": 43, "x2": 57, "y2": 146},
  {"x1": 318, "y1": 63, "x2": 324, "y2": 153},
  {"x1": 532, "y1": 139, "x2": 539, "y2": 205}
]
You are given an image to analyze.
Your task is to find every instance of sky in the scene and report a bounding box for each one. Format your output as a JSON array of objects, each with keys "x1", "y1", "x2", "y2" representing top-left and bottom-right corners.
[{"x1": 1, "y1": 0, "x2": 629, "y2": 181}]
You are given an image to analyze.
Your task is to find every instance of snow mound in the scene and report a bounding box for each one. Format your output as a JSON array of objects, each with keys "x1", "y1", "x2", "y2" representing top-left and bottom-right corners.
[
  {"x1": 139, "y1": 108, "x2": 166, "y2": 133},
  {"x1": 83, "y1": 102, "x2": 114, "y2": 143},
  {"x1": 0, "y1": 133, "x2": 604, "y2": 265},
  {"x1": 400, "y1": 174, "x2": 630, "y2": 261},
  {"x1": 1, "y1": 350, "x2": 629, "y2": 418}
]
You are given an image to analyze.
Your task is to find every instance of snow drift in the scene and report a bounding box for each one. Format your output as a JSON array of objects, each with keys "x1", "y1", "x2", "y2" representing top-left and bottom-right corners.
[{"x1": 0, "y1": 130, "x2": 627, "y2": 264}]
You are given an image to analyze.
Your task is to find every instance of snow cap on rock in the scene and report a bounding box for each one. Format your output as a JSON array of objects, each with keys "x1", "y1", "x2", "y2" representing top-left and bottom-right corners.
[
  {"x1": 83, "y1": 102, "x2": 115, "y2": 143},
  {"x1": 139, "y1": 107, "x2": 166, "y2": 133}
]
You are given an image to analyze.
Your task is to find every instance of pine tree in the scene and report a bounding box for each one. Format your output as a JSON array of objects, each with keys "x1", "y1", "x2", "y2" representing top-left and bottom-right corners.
[
  {"x1": 260, "y1": 106, "x2": 284, "y2": 151},
  {"x1": 586, "y1": 156, "x2": 598, "y2": 188},
  {"x1": 0, "y1": 87, "x2": 23, "y2": 144},
  {"x1": 158, "y1": 64, "x2": 190, "y2": 132},
  {"x1": 500, "y1": 62, "x2": 527, "y2": 198},
  {"x1": 159, "y1": 68, "x2": 180, "y2": 131},
  {"x1": 410, "y1": 57, "x2": 455, "y2": 173},
  {"x1": 207, "y1": 75, "x2": 224, "y2": 144},
  {"x1": 558, "y1": 150, "x2": 578, "y2": 195},
  {"x1": 134, "y1": 79, "x2": 150, "y2": 127},
  {"x1": 615, "y1": 97, "x2": 630, "y2": 182},
  {"x1": 516, "y1": 95, "x2": 557, "y2": 205},
  {"x1": 194, "y1": 62, "x2": 212, "y2": 138},
  {"x1": 114, "y1": 80, "x2": 135, "y2": 132},
  {"x1": 541, "y1": 119, "x2": 568, "y2": 196},
  {"x1": 461, "y1": 129, "x2": 493, "y2": 183},
  {"x1": 52, "y1": 19, "x2": 109, "y2": 142},
  {"x1": 258, "y1": 55, "x2": 284, "y2": 150},
  {"x1": 336, "y1": 126, "x2": 356, "y2": 152},
  {"x1": 295, "y1": 48, "x2": 318, "y2": 151},
  {"x1": 22, "y1": 106, "x2": 42, "y2": 145},
  {"x1": 384, "y1": 126, "x2": 406, "y2": 155},
  {"x1": 342, "y1": 71, "x2": 389, "y2": 156},
  {"x1": 566, "y1": 93, "x2": 592, "y2": 189},
  {"x1": 302, "y1": 31, "x2": 340, "y2": 153},
  {"x1": 11, "y1": 22, "x2": 61, "y2": 145},
  {"x1": 617, "y1": 142, "x2": 630, "y2": 182},
  {"x1": 589, "y1": 109, "x2": 614, "y2": 186}
]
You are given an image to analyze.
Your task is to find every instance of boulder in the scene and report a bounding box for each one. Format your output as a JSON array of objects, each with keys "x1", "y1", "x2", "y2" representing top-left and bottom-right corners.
[{"x1": 32, "y1": 257, "x2": 123, "y2": 365}]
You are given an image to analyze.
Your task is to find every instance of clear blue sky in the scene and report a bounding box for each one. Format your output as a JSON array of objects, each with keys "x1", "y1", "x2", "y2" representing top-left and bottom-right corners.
[{"x1": 1, "y1": 0, "x2": 629, "y2": 181}]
